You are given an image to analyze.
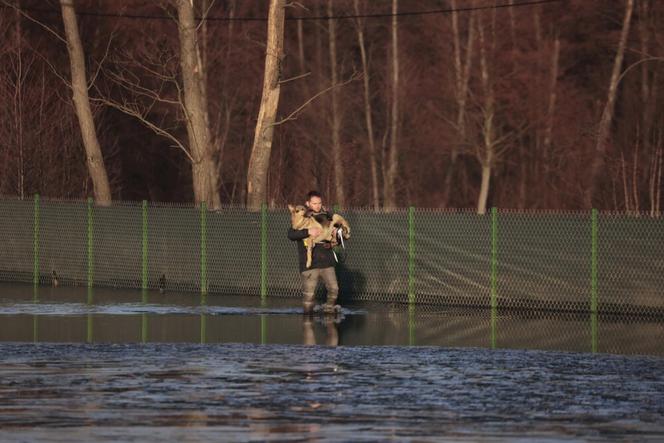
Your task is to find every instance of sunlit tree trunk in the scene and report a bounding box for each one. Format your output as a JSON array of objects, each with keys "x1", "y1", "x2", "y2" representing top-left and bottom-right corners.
[
  {"x1": 246, "y1": 0, "x2": 285, "y2": 210},
  {"x1": 353, "y1": 0, "x2": 380, "y2": 211},
  {"x1": 327, "y1": 0, "x2": 345, "y2": 207},
  {"x1": 176, "y1": 0, "x2": 220, "y2": 209},
  {"x1": 384, "y1": 0, "x2": 399, "y2": 209},
  {"x1": 585, "y1": 0, "x2": 634, "y2": 209},
  {"x1": 476, "y1": 10, "x2": 496, "y2": 215},
  {"x1": 60, "y1": 0, "x2": 111, "y2": 205}
]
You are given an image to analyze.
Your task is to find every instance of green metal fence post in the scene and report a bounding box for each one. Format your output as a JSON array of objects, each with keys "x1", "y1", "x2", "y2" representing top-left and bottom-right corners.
[
  {"x1": 142, "y1": 200, "x2": 148, "y2": 291},
  {"x1": 491, "y1": 207, "x2": 498, "y2": 310},
  {"x1": 33, "y1": 194, "x2": 40, "y2": 287},
  {"x1": 200, "y1": 202, "x2": 208, "y2": 295},
  {"x1": 591, "y1": 208, "x2": 598, "y2": 314},
  {"x1": 87, "y1": 197, "x2": 94, "y2": 289},
  {"x1": 408, "y1": 206, "x2": 416, "y2": 305},
  {"x1": 260, "y1": 203, "x2": 268, "y2": 300}
]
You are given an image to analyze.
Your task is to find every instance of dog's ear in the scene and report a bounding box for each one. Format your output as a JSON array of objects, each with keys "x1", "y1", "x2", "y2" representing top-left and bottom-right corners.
[{"x1": 287, "y1": 204, "x2": 294, "y2": 212}]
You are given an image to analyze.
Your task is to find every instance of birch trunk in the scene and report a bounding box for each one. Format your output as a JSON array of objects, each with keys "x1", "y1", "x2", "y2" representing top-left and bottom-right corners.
[
  {"x1": 585, "y1": 0, "x2": 634, "y2": 208},
  {"x1": 327, "y1": 0, "x2": 345, "y2": 207},
  {"x1": 176, "y1": 0, "x2": 220, "y2": 209},
  {"x1": 384, "y1": 0, "x2": 399, "y2": 209},
  {"x1": 246, "y1": 0, "x2": 285, "y2": 210},
  {"x1": 60, "y1": 0, "x2": 111, "y2": 205},
  {"x1": 353, "y1": 0, "x2": 380, "y2": 210},
  {"x1": 476, "y1": 10, "x2": 495, "y2": 215}
]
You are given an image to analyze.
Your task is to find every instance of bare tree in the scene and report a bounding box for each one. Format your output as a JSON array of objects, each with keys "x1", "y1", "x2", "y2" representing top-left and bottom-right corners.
[
  {"x1": 585, "y1": 0, "x2": 634, "y2": 209},
  {"x1": 327, "y1": 0, "x2": 345, "y2": 208},
  {"x1": 60, "y1": 0, "x2": 112, "y2": 205},
  {"x1": 383, "y1": 0, "x2": 400, "y2": 209},
  {"x1": 353, "y1": 0, "x2": 380, "y2": 210},
  {"x1": 246, "y1": 0, "x2": 285, "y2": 210},
  {"x1": 443, "y1": 1, "x2": 475, "y2": 207},
  {"x1": 176, "y1": 0, "x2": 221, "y2": 209}
]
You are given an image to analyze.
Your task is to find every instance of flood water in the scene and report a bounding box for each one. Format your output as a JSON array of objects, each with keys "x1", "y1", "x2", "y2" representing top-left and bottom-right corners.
[{"x1": 1, "y1": 283, "x2": 663, "y2": 441}]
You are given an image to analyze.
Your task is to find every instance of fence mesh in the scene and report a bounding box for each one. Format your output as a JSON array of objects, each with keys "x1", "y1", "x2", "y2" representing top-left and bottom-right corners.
[{"x1": 1, "y1": 197, "x2": 663, "y2": 317}]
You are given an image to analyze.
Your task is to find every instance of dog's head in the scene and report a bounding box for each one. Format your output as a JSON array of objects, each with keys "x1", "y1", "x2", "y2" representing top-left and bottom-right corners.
[{"x1": 288, "y1": 204, "x2": 309, "y2": 229}]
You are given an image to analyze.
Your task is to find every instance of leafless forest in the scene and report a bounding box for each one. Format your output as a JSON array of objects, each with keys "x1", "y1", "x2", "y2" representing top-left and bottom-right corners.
[{"x1": 0, "y1": 0, "x2": 662, "y2": 211}]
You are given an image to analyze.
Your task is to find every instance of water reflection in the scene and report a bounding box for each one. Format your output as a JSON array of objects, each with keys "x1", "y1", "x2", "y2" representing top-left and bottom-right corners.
[
  {"x1": 1, "y1": 283, "x2": 663, "y2": 356},
  {"x1": 303, "y1": 316, "x2": 339, "y2": 346}
]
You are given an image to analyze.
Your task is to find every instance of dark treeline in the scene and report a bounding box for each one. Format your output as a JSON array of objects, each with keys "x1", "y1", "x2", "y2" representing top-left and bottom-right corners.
[{"x1": 0, "y1": 0, "x2": 662, "y2": 211}]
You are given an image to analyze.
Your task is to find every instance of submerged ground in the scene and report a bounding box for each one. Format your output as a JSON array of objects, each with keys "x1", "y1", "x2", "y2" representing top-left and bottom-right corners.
[{"x1": 0, "y1": 283, "x2": 663, "y2": 441}]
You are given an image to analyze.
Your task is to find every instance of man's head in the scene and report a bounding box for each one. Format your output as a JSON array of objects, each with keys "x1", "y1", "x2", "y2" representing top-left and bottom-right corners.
[{"x1": 305, "y1": 190, "x2": 323, "y2": 213}]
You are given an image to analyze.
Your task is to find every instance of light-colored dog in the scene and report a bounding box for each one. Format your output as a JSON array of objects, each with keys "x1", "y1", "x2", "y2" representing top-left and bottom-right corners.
[{"x1": 288, "y1": 205, "x2": 351, "y2": 268}]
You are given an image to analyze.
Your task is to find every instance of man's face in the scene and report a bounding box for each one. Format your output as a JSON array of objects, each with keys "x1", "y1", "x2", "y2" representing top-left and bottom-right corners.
[{"x1": 306, "y1": 196, "x2": 323, "y2": 212}]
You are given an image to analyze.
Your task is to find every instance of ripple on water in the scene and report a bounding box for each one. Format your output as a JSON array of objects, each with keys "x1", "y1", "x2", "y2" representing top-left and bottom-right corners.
[{"x1": 0, "y1": 343, "x2": 663, "y2": 441}]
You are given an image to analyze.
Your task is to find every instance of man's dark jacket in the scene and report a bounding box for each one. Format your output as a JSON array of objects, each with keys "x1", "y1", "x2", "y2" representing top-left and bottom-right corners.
[{"x1": 287, "y1": 210, "x2": 336, "y2": 273}]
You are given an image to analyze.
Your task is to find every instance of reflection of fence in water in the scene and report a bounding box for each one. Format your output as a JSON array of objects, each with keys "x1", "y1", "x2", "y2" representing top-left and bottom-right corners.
[
  {"x1": 1, "y1": 197, "x2": 664, "y2": 316},
  {"x1": 5, "y1": 292, "x2": 664, "y2": 356}
]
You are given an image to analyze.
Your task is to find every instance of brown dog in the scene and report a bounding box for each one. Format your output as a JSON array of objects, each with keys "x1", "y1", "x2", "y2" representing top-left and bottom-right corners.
[{"x1": 288, "y1": 205, "x2": 351, "y2": 268}]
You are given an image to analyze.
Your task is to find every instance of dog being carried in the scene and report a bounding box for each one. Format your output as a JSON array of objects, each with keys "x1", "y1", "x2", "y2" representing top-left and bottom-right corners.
[{"x1": 288, "y1": 204, "x2": 350, "y2": 269}]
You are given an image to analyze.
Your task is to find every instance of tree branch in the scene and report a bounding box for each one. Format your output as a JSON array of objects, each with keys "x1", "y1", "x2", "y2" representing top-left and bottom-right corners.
[{"x1": 271, "y1": 71, "x2": 360, "y2": 127}]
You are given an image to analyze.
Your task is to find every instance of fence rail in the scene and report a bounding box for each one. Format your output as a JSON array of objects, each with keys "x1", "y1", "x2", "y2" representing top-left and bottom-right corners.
[{"x1": 1, "y1": 196, "x2": 663, "y2": 317}]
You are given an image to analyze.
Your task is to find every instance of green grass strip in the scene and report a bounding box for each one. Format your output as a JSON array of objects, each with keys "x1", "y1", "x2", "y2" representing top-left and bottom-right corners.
[
  {"x1": 33, "y1": 194, "x2": 40, "y2": 287},
  {"x1": 591, "y1": 208, "x2": 598, "y2": 314},
  {"x1": 142, "y1": 200, "x2": 148, "y2": 290},
  {"x1": 200, "y1": 202, "x2": 208, "y2": 295},
  {"x1": 87, "y1": 197, "x2": 93, "y2": 289},
  {"x1": 260, "y1": 203, "x2": 268, "y2": 299},
  {"x1": 491, "y1": 207, "x2": 498, "y2": 309},
  {"x1": 408, "y1": 206, "x2": 416, "y2": 304}
]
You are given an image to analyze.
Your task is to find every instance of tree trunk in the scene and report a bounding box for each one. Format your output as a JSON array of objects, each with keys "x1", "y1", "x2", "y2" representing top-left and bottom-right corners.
[
  {"x1": 246, "y1": 0, "x2": 285, "y2": 210},
  {"x1": 327, "y1": 0, "x2": 345, "y2": 208},
  {"x1": 14, "y1": 3, "x2": 24, "y2": 199},
  {"x1": 384, "y1": 0, "x2": 399, "y2": 209},
  {"x1": 542, "y1": 37, "x2": 560, "y2": 171},
  {"x1": 176, "y1": 0, "x2": 220, "y2": 209},
  {"x1": 476, "y1": 10, "x2": 495, "y2": 215},
  {"x1": 585, "y1": 0, "x2": 634, "y2": 209},
  {"x1": 477, "y1": 164, "x2": 492, "y2": 215},
  {"x1": 443, "y1": 1, "x2": 475, "y2": 207},
  {"x1": 60, "y1": 0, "x2": 111, "y2": 205},
  {"x1": 353, "y1": 0, "x2": 380, "y2": 211}
]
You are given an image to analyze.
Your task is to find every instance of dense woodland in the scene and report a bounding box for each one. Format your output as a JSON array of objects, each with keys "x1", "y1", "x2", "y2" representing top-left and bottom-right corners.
[{"x1": 0, "y1": 0, "x2": 662, "y2": 212}]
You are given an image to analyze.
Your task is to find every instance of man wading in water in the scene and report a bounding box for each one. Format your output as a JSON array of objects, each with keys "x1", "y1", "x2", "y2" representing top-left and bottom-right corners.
[{"x1": 287, "y1": 191, "x2": 343, "y2": 315}]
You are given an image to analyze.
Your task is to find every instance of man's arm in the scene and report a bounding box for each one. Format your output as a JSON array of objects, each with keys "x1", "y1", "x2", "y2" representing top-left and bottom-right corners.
[
  {"x1": 288, "y1": 227, "x2": 322, "y2": 241},
  {"x1": 288, "y1": 228, "x2": 309, "y2": 241}
]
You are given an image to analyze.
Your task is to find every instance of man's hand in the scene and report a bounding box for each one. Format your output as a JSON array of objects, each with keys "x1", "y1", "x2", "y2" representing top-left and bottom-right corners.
[{"x1": 308, "y1": 227, "x2": 321, "y2": 237}]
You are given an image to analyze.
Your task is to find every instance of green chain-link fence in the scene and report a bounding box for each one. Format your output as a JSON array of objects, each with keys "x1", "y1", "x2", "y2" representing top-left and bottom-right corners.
[{"x1": 1, "y1": 196, "x2": 663, "y2": 316}]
